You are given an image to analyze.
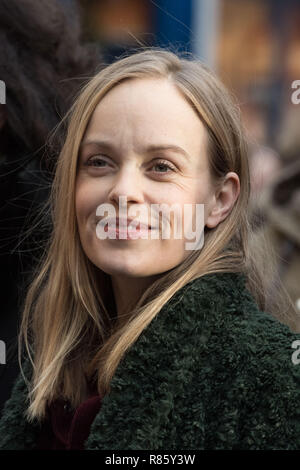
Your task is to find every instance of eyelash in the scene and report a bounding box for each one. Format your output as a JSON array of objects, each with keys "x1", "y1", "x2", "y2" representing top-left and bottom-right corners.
[{"x1": 84, "y1": 156, "x2": 176, "y2": 174}]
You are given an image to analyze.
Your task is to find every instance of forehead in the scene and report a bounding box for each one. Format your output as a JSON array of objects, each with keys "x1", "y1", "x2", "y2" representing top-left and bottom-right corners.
[{"x1": 83, "y1": 78, "x2": 207, "y2": 157}]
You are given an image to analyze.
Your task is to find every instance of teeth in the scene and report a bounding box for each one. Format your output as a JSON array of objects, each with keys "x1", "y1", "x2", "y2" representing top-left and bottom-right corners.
[{"x1": 104, "y1": 221, "x2": 150, "y2": 230}]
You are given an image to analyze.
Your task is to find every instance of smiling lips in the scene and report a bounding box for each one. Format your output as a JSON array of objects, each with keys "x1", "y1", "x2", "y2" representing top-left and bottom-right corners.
[{"x1": 103, "y1": 217, "x2": 155, "y2": 240}]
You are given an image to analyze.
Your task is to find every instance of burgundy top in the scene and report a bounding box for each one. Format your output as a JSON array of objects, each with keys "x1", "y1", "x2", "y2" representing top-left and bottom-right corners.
[{"x1": 36, "y1": 383, "x2": 102, "y2": 450}]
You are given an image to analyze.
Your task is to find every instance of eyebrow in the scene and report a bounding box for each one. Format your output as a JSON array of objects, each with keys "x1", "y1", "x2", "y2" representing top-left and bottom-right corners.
[{"x1": 79, "y1": 140, "x2": 190, "y2": 160}]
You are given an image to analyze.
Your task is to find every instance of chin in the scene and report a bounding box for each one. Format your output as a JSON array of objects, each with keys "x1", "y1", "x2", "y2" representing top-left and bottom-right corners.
[{"x1": 92, "y1": 256, "x2": 151, "y2": 278}]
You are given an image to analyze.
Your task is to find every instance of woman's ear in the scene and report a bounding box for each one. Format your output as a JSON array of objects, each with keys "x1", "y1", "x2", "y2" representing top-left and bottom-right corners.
[{"x1": 206, "y1": 172, "x2": 240, "y2": 228}]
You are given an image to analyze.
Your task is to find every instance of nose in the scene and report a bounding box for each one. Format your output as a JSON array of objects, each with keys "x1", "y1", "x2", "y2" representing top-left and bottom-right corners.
[{"x1": 107, "y1": 163, "x2": 145, "y2": 206}]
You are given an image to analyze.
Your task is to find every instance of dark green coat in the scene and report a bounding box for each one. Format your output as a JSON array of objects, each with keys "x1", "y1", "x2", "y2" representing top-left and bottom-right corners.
[{"x1": 0, "y1": 272, "x2": 300, "y2": 450}]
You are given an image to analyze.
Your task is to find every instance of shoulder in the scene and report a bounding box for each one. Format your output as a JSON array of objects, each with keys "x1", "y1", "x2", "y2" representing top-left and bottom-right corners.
[
  {"x1": 117, "y1": 271, "x2": 300, "y2": 392},
  {"x1": 160, "y1": 270, "x2": 296, "y2": 336},
  {"x1": 161, "y1": 271, "x2": 300, "y2": 369},
  {"x1": 157, "y1": 271, "x2": 300, "y2": 406},
  {"x1": 164, "y1": 272, "x2": 300, "y2": 449}
]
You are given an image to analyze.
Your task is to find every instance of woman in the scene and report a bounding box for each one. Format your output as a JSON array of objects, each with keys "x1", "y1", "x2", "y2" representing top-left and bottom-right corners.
[{"x1": 0, "y1": 49, "x2": 299, "y2": 450}]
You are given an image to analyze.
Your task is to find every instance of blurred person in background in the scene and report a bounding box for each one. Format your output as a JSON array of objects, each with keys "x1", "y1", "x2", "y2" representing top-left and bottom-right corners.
[
  {"x1": 248, "y1": 105, "x2": 300, "y2": 332},
  {"x1": 0, "y1": 0, "x2": 100, "y2": 416}
]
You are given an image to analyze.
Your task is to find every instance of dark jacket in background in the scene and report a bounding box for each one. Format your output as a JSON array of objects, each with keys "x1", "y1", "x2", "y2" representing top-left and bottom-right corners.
[
  {"x1": 0, "y1": 149, "x2": 51, "y2": 416},
  {"x1": 0, "y1": 0, "x2": 100, "y2": 416}
]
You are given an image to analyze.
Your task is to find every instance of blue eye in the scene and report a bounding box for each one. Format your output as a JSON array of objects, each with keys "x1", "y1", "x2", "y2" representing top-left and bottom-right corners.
[
  {"x1": 82, "y1": 156, "x2": 176, "y2": 175},
  {"x1": 151, "y1": 160, "x2": 176, "y2": 173},
  {"x1": 85, "y1": 156, "x2": 109, "y2": 167}
]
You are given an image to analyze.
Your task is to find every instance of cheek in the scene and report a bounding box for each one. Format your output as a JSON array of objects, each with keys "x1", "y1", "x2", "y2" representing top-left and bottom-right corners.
[{"x1": 75, "y1": 179, "x2": 100, "y2": 225}]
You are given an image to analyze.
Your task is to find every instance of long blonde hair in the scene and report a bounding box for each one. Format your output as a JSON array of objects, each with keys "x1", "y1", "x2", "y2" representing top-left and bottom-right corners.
[{"x1": 18, "y1": 48, "x2": 285, "y2": 421}]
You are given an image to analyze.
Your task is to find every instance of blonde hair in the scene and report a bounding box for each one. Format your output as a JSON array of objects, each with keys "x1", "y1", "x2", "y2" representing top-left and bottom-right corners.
[{"x1": 18, "y1": 48, "x2": 290, "y2": 421}]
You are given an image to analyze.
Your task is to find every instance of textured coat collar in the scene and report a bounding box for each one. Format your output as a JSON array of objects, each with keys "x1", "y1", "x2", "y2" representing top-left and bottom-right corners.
[
  {"x1": 2, "y1": 271, "x2": 299, "y2": 450},
  {"x1": 0, "y1": 272, "x2": 248, "y2": 449}
]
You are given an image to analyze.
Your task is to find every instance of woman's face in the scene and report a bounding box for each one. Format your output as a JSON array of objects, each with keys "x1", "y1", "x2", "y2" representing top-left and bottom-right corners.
[{"x1": 75, "y1": 78, "x2": 217, "y2": 279}]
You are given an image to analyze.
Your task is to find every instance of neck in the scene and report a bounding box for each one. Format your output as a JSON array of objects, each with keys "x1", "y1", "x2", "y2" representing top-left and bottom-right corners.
[{"x1": 110, "y1": 274, "x2": 161, "y2": 318}]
